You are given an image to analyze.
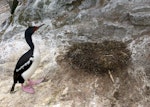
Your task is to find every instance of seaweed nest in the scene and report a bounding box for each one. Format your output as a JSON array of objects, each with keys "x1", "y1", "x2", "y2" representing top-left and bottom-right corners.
[{"x1": 64, "y1": 40, "x2": 131, "y2": 74}]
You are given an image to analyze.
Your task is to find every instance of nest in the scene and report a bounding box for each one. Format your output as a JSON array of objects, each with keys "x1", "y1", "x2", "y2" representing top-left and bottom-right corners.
[{"x1": 64, "y1": 40, "x2": 131, "y2": 74}]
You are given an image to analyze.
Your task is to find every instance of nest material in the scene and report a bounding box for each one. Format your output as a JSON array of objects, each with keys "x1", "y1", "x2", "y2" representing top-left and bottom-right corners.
[{"x1": 64, "y1": 40, "x2": 131, "y2": 74}]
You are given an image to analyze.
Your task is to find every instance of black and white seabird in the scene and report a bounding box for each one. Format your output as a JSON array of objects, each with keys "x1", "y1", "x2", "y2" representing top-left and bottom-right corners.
[{"x1": 10, "y1": 24, "x2": 44, "y2": 94}]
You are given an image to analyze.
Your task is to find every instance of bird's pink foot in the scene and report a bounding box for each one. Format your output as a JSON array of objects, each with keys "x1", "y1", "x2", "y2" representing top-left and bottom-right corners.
[
  {"x1": 22, "y1": 84, "x2": 35, "y2": 94},
  {"x1": 28, "y1": 78, "x2": 44, "y2": 85}
]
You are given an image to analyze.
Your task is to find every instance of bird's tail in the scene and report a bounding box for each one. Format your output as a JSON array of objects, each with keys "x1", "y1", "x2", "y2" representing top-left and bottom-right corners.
[{"x1": 10, "y1": 83, "x2": 16, "y2": 93}]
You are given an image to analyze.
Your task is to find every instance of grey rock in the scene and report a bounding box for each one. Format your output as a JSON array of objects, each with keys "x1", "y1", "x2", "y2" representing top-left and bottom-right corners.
[{"x1": 129, "y1": 6, "x2": 150, "y2": 26}]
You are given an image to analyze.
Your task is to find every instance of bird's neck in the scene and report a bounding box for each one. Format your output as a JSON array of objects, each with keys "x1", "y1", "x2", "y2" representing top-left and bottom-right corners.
[
  {"x1": 25, "y1": 35, "x2": 34, "y2": 50},
  {"x1": 25, "y1": 34, "x2": 40, "y2": 53}
]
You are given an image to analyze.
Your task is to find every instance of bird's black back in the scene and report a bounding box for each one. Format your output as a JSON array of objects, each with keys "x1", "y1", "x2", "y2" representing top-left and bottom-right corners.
[{"x1": 13, "y1": 49, "x2": 33, "y2": 83}]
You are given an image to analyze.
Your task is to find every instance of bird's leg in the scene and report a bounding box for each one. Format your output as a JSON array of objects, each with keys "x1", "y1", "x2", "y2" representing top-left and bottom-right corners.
[
  {"x1": 28, "y1": 78, "x2": 44, "y2": 85},
  {"x1": 21, "y1": 84, "x2": 35, "y2": 94}
]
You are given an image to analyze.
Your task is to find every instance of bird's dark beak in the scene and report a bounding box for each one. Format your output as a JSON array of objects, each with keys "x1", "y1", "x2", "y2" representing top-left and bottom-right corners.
[
  {"x1": 34, "y1": 24, "x2": 44, "y2": 31},
  {"x1": 38, "y1": 24, "x2": 44, "y2": 28}
]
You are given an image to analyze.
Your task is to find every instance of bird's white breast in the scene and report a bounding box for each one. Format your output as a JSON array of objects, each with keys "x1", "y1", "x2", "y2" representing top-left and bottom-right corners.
[{"x1": 22, "y1": 39, "x2": 40, "y2": 80}]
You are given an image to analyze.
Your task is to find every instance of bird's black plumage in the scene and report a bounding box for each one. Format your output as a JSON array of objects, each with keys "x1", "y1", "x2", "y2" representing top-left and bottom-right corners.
[
  {"x1": 10, "y1": 24, "x2": 44, "y2": 93},
  {"x1": 25, "y1": 27, "x2": 36, "y2": 50},
  {"x1": 10, "y1": 49, "x2": 33, "y2": 92},
  {"x1": 15, "y1": 49, "x2": 33, "y2": 74},
  {"x1": 10, "y1": 27, "x2": 36, "y2": 92}
]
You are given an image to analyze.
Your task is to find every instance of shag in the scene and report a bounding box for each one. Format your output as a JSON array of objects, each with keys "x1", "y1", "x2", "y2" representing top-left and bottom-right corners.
[{"x1": 10, "y1": 24, "x2": 44, "y2": 94}]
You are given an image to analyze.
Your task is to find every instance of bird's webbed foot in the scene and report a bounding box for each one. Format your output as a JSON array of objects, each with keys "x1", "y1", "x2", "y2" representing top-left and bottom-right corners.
[{"x1": 21, "y1": 84, "x2": 35, "y2": 94}]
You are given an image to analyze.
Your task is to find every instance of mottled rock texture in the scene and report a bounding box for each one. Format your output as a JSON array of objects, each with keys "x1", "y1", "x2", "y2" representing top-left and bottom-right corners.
[{"x1": 129, "y1": 6, "x2": 150, "y2": 25}]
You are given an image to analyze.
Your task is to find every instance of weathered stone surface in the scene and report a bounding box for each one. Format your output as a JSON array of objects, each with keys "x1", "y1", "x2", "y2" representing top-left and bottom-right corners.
[{"x1": 129, "y1": 6, "x2": 150, "y2": 26}]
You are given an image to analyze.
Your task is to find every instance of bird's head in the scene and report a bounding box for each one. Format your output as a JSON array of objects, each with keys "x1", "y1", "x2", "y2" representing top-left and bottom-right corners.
[{"x1": 25, "y1": 24, "x2": 44, "y2": 36}]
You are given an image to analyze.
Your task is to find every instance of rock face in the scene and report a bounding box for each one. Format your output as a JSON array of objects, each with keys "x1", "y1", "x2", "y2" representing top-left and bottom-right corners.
[
  {"x1": 129, "y1": 6, "x2": 150, "y2": 25},
  {"x1": 0, "y1": 0, "x2": 150, "y2": 107}
]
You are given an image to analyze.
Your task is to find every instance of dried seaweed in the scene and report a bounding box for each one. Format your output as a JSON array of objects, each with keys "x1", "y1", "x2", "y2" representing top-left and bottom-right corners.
[{"x1": 64, "y1": 40, "x2": 131, "y2": 74}]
